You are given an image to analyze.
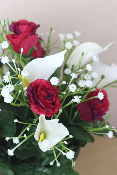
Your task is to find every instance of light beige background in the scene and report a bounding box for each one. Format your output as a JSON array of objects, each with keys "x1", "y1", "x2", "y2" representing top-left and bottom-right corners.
[{"x1": 0, "y1": 1, "x2": 117, "y2": 174}]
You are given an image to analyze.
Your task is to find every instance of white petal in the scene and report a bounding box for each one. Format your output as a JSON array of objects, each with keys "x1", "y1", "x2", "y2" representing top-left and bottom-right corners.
[
  {"x1": 67, "y1": 42, "x2": 113, "y2": 68},
  {"x1": 92, "y1": 61, "x2": 117, "y2": 88},
  {"x1": 23, "y1": 51, "x2": 66, "y2": 83}
]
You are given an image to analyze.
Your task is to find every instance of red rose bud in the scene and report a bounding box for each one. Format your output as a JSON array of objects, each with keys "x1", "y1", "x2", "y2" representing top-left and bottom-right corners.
[
  {"x1": 26, "y1": 79, "x2": 61, "y2": 117},
  {"x1": 77, "y1": 88, "x2": 110, "y2": 123},
  {"x1": 6, "y1": 19, "x2": 45, "y2": 58}
]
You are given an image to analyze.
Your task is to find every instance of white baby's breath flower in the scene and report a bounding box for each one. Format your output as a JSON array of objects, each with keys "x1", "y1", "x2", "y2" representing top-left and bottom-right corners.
[
  {"x1": 66, "y1": 150, "x2": 75, "y2": 159},
  {"x1": 39, "y1": 32, "x2": 44, "y2": 37},
  {"x1": 0, "y1": 109, "x2": 1, "y2": 111},
  {"x1": 74, "y1": 31, "x2": 81, "y2": 37},
  {"x1": 41, "y1": 139, "x2": 50, "y2": 147},
  {"x1": 1, "y1": 88, "x2": 9, "y2": 97},
  {"x1": 86, "y1": 64, "x2": 92, "y2": 71},
  {"x1": 24, "y1": 134, "x2": 26, "y2": 138},
  {"x1": 59, "y1": 33, "x2": 65, "y2": 40},
  {"x1": 78, "y1": 80, "x2": 85, "y2": 87},
  {"x1": 65, "y1": 42, "x2": 72, "y2": 49},
  {"x1": 69, "y1": 135, "x2": 73, "y2": 138},
  {"x1": 1, "y1": 41, "x2": 9, "y2": 49},
  {"x1": 72, "y1": 95, "x2": 81, "y2": 103},
  {"x1": 27, "y1": 127, "x2": 29, "y2": 131},
  {"x1": 61, "y1": 81, "x2": 66, "y2": 84},
  {"x1": 91, "y1": 72, "x2": 98, "y2": 78},
  {"x1": 46, "y1": 31, "x2": 49, "y2": 37},
  {"x1": 50, "y1": 162, "x2": 54, "y2": 165},
  {"x1": 85, "y1": 80, "x2": 93, "y2": 88},
  {"x1": 64, "y1": 141, "x2": 68, "y2": 144},
  {"x1": 13, "y1": 138, "x2": 19, "y2": 144},
  {"x1": 1, "y1": 56, "x2": 9, "y2": 64},
  {"x1": 3, "y1": 74, "x2": 9, "y2": 83},
  {"x1": 14, "y1": 119, "x2": 19, "y2": 123},
  {"x1": 98, "y1": 92, "x2": 104, "y2": 100},
  {"x1": 70, "y1": 73, "x2": 77, "y2": 79},
  {"x1": 6, "y1": 84, "x2": 14, "y2": 92},
  {"x1": 7, "y1": 149, "x2": 14, "y2": 156},
  {"x1": 21, "y1": 70, "x2": 29, "y2": 77},
  {"x1": 21, "y1": 48, "x2": 23, "y2": 54},
  {"x1": 5, "y1": 137, "x2": 10, "y2": 141},
  {"x1": 1, "y1": 20, "x2": 4, "y2": 26},
  {"x1": 107, "y1": 131, "x2": 113, "y2": 138},
  {"x1": 4, "y1": 95, "x2": 13, "y2": 103},
  {"x1": 84, "y1": 74, "x2": 91, "y2": 80},
  {"x1": 66, "y1": 33, "x2": 73, "y2": 40},
  {"x1": 50, "y1": 77, "x2": 59, "y2": 85},
  {"x1": 64, "y1": 68, "x2": 71, "y2": 75},
  {"x1": 59, "y1": 109, "x2": 62, "y2": 113},
  {"x1": 69, "y1": 84, "x2": 77, "y2": 92},
  {"x1": 73, "y1": 40, "x2": 80, "y2": 46},
  {"x1": 57, "y1": 162, "x2": 60, "y2": 167},
  {"x1": 12, "y1": 59, "x2": 15, "y2": 63},
  {"x1": 92, "y1": 55, "x2": 99, "y2": 62},
  {"x1": 106, "y1": 125, "x2": 109, "y2": 128}
]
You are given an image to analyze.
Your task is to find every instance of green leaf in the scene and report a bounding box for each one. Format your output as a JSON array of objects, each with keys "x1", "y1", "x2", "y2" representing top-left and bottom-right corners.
[
  {"x1": 68, "y1": 126, "x2": 94, "y2": 143},
  {"x1": 0, "y1": 158, "x2": 14, "y2": 175},
  {"x1": 0, "y1": 109, "x2": 16, "y2": 137},
  {"x1": 0, "y1": 103, "x2": 27, "y2": 120},
  {"x1": 22, "y1": 46, "x2": 35, "y2": 58}
]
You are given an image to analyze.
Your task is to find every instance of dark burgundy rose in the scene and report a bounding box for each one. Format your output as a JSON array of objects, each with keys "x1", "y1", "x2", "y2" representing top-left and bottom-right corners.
[
  {"x1": 6, "y1": 19, "x2": 45, "y2": 58},
  {"x1": 27, "y1": 79, "x2": 61, "y2": 117},
  {"x1": 77, "y1": 89, "x2": 110, "y2": 122}
]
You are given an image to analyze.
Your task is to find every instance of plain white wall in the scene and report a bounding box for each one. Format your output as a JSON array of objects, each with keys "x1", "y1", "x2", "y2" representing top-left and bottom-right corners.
[{"x1": 0, "y1": 0, "x2": 117, "y2": 126}]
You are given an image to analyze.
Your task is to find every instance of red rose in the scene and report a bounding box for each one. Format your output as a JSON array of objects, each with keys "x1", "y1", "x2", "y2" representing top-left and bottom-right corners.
[
  {"x1": 77, "y1": 89, "x2": 110, "y2": 122},
  {"x1": 6, "y1": 19, "x2": 45, "y2": 58},
  {"x1": 26, "y1": 79, "x2": 61, "y2": 117}
]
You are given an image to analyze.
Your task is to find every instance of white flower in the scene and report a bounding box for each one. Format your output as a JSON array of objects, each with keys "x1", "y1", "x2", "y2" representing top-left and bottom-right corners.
[
  {"x1": 92, "y1": 61, "x2": 117, "y2": 88},
  {"x1": 12, "y1": 59, "x2": 15, "y2": 63},
  {"x1": 52, "y1": 29, "x2": 55, "y2": 34},
  {"x1": 1, "y1": 88, "x2": 9, "y2": 97},
  {"x1": 92, "y1": 55, "x2": 99, "y2": 62},
  {"x1": 70, "y1": 73, "x2": 77, "y2": 79},
  {"x1": 39, "y1": 32, "x2": 44, "y2": 37},
  {"x1": 22, "y1": 51, "x2": 66, "y2": 85},
  {"x1": 50, "y1": 77, "x2": 59, "y2": 85},
  {"x1": 65, "y1": 42, "x2": 72, "y2": 49},
  {"x1": 50, "y1": 162, "x2": 54, "y2": 165},
  {"x1": 34, "y1": 114, "x2": 69, "y2": 152},
  {"x1": 21, "y1": 70, "x2": 29, "y2": 77},
  {"x1": 72, "y1": 96, "x2": 81, "y2": 103},
  {"x1": 107, "y1": 131, "x2": 113, "y2": 138},
  {"x1": 64, "y1": 68, "x2": 71, "y2": 75},
  {"x1": 91, "y1": 72, "x2": 98, "y2": 78},
  {"x1": 106, "y1": 125, "x2": 109, "y2": 128},
  {"x1": 59, "y1": 109, "x2": 62, "y2": 113},
  {"x1": 5, "y1": 137, "x2": 10, "y2": 141},
  {"x1": 0, "y1": 109, "x2": 1, "y2": 111},
  {"x1": 6, "y1": 71, "x2": 10, "y2": 76},
  {"x1": 85, "y1": 80, "x2": 93, "y2": 88},
  {"x1": 27, "y1": 127, "x2": 29, "y2": 131},
  {"x1": 78, "y1": 80, "x2": 85, "y2": 87},
  {"x1": 57, "y1": 162, "x2": 60, "y2": 167},
  {"x1": 69, "y1": 135, "x2": 73, "y2": 138},
  {"x1": 84, "y1": 74, "x2": 91, "y2": 80},
  {"x1": 3, "y1": 74, "x2": 9, "y2": 83},
  {"x1": 74, "y1": 31, "x2": 81, "y2": 37},
  {"x1": 21, "y1": 48, "x2": 23, "y2": 53},
  {"x1": 1, "y1": 20, "x2": 4, "y2": 26},
  {"x1": 6, "y1": 84, "x2": 14, "y2": 92},
  {"x1": 7, "y1": 149, "x2": 14, "y2": 156},
  {"x1": 1, "y1": 56, "x2": 9, "y2": 64},
  {"x1": 61, "y1": 81, "x2": 66, "y2": 84},
  {"x1": 1, "y1": 41, "x2": 9, "y2": 49},
  {"x1": 14, "y1": 119, "x2": 19, "y2": 123},
  {"x1": 4, "y1": 95, "x2": 13, "y2": 103},
  {"x1": 67, "y1": 42, "x2": 113, "y2": 68},
  {"x1": 73, "y1": 40, "x2": 80, "y2": 46},
  {"x1": 69, "y1": 84, "x2": 77, "y2": 92},
  {"x1": 66, "y1": 33, "x2": 73, "y2": 40},
  {"x1": 86, "y1": 64, "x2": 92, "y2": 71},
  {"x1": 59, "y1": 33, "x2": 65, "y2": 40},
  {"x1": 98, "y1": 92, "x2": 104, "y2": 100},
  {"x1": 64, "y1": 141, "x2": 68, "y2": 144},
  {"x1": 13, "y1": 138, "x2": 19, "y2": 144},
  {"x1": 46, "y1": 31, "x2": 49, "y2": 37},
  {"x1": 66, "y1": 150, "x2": 75, "y2": 159},
  {"x1": 24, "y1": 134, "x2": 26, "y2": 138}
]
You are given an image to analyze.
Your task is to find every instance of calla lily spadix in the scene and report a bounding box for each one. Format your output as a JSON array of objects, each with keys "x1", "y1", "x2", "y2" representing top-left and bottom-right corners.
[
  {"x1": 23, "y1": 50, "x2": 66, "y2": 84},
  {"x1": 34, "y1": 114, "x2": 69, "y2": 152},
  {"x1": 92, "y1": 61, "x2": 117, "y2": 89},
  {"x1": 67, "y1": 42, "x2": 113, "y2": 68}
]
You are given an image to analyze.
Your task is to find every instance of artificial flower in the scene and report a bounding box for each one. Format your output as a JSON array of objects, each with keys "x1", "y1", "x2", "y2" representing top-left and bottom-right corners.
[
  {"x1": 67, "y1": 42, "x2": 113, "y2": 68},
  {"x1": 6, "y1": 19, "x2": 45, "y2": 58},
  {"x1": 26, "y1": 79, "x2": 61, "y2": 117},
  {"x1": 77, "y1": 88, "x2": 110, "y2": 122},
  {"x1": 92, "y1": 61, "x2": 117, "y2": 88},
  {"x1": 34, "y1": 114, "x2": 69, "y2": 152}
]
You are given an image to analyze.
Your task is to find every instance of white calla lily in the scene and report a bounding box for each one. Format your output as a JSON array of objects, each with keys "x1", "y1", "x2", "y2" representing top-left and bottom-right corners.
[
  {"x1": 23, "y1": 51, "x2": 66, "y2": 84},
  {"x1": 34, "y1": 114, "x2": 69, "y2": 152},
  {"x1": 92, "y1": 61, "x2": 117, "y2": 89},
  {"x1": 67, "y1": 42, "x2": 113, "y2": 68}
]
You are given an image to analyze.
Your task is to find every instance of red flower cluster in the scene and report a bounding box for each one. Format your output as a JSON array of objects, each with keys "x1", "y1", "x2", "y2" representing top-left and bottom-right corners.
[
  {"x1": 6, "y1": 19, "x2": 45, "y2": 58},
  {"x1": 77, "y1": 89, "x2": 110, "y2": 123},
  {"x1": 27, "y1": 79, "x2": 61, "y2": 117}
]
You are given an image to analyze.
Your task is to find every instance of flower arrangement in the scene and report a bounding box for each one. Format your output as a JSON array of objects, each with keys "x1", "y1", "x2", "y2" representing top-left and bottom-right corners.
[{"x1": 0, "y1": 19, "x2": 117, "y2": 175}]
